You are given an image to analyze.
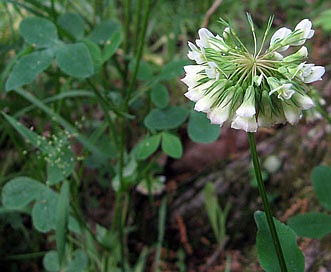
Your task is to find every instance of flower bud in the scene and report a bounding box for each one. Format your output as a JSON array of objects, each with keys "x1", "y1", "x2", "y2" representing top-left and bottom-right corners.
[
  {"x1": 291, "y1": 19, "x2": 314, "y2": 46},
  {"x1": 282, "y1": 46, "x2": 308, "y2": 63}
]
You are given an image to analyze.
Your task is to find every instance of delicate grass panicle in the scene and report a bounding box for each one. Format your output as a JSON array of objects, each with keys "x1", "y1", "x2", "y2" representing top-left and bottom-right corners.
[{"x1": 181, "y1": 15, "x2": 325, "y2": 132}]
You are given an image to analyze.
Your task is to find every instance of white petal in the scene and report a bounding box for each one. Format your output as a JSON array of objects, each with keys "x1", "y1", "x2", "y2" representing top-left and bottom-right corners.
[
  {"x1": 290, "y1": 62, "x2": 305, "y2": 80},
  {"x1": 236, "y1": 86, "x2": 256, "y2": 117},
  {"x1": 298, "y1": 46, "x2": 308, "y2": 57},
  {"x1": 187, "y1": 42, "x2": 205, "y2": 64},
  {"x1": 184, "y1": 89, "x2": 204, "y2": 102},
  {"x1": 270, "y1": 27, "x2": 292, "y2": 51},
  {"x1": 303, "y1": 66, "x2": 325, "y2": 83},
  {"x1": 269, "y1": 82, "x2": 295, "y2": 100},
  {"x1": 295, "y1": 19, "x2": 313, "y2": 30},
  {"x1": 282, "y1": 102, "x2": 301, "y2": 125},
  {"x1": 296, "y1": 19, "x2": 314, "y2": 41},
  {"x1": 207, "y1": 105, "x2": 230, "y2": 125},
  {"x1": 231, "y1": 116, "x2": 258, "y2": 132},
  {"x1": 183, "y1": 65, "x2": 204, "y2": 74},
  {"x1": 196, "y1": 28, "x2": 214, "y2": 48},
  {"x1": 273, "y1": 52, "x2": 284, "y2": 60},
  {"x1": 205, "y1": 62, "x2": 219, "y2": 79},
  {"x1": 183, "y1": 79, "x2": 215, "y2": 102},
  {"x1": 236, "y1": 101, "x2": 256, "y2": 117},
  {"x1": 294, "y1": 93, "x2": 315, "y2": 110},
  {"x1": 292, "y1": 19, "x2": 314, "y2": 46},
  {"x1": 194, "y1": 95, "x2": 215, "y2": 112},
  {"x1": 207, "y1": 92, "x2": 233, "y2": 125},
  {"x1": 271, "y1": 27, "x2": 292, "y2": 44},
  {"x1": 236, "y1": 104, "x2": 256, "y2": 118},
  {"x1": 181, "y1": 65, "x2": 204, "y2": 88}
]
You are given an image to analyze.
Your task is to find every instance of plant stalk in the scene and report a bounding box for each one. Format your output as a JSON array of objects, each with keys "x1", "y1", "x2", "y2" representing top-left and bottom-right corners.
[{"x1": 248, "y1": 132, "x2": 287, "y2": 272}]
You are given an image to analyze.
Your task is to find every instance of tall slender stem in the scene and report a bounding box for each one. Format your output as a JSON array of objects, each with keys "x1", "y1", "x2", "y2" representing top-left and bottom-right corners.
[
  {"x1": 248, "y1": 132, "x2": 288, "y2": 272},
  {"x1": 125, "y1": 0, "x2": 151, "y2": 104}
]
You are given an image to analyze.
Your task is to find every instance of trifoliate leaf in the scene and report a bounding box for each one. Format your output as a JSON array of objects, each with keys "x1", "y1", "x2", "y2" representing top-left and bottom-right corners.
[
  {"x1": 55, "y1": 43, "x2": 94, "y2": 78},
  {"x1": 151, "y1": 84, "x2": 169, "y2": 109},
  {"x1": 136, "y1": 134, "x2": 161, "y2": 160},
  {"x1": 19, "y1": 17, "x2": 58, "y2": 48},
  {"x1": 57, "y1": 13, "x2": 85, "y2": 40},
  {"x1": 188, "y1": 111, "x2": 221, "y2": 143},
  {"x1": 144, "y1": 106, "x2": 189, "y2": 130},
  {"x1": 2, "y1": 177, "x2": 45, "y2": 209},
  {"x1": 161, "y1": 132, "x2": 183, "y2": 159},
  {"x1": 5, "y1": 49, "x2": 53, "y2": 91}
]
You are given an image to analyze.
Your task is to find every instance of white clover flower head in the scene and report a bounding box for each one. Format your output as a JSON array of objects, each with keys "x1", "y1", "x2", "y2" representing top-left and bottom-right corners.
[{"x1": 182, "y1": 15, "x2": 325, "y2": 132}]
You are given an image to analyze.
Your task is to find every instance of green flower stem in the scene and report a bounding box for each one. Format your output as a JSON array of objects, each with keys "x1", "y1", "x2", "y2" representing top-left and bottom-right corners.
[
  {"x1": 248, "y1": 132, "x2": 288, "y2": 272},
  {"x1": 316, "y1": 103, "x2": 331, "y2": 124},
  {"x1": 86, "y1": 79, "x2": 119, "y2": 147},
  {"x1": 125, "y1": 0, "x2": 151, "y2": 104}
]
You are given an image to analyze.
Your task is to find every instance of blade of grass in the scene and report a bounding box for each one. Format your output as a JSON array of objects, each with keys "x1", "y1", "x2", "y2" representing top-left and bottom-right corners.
[
  {"x1": 56, "y1": 181, "x2": 70, "y2": 268},
  {"x1": 13, "y1": 90, "x2": 95, "y2": 117},
  {"x1": 154, "y1": 196, "x2": 167, "y2": 272}
]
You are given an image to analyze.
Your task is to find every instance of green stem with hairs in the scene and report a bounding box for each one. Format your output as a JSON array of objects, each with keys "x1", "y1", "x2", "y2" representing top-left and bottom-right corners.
[{"x1": 248, "y1": 132, "x2": 288, "y2": 272}]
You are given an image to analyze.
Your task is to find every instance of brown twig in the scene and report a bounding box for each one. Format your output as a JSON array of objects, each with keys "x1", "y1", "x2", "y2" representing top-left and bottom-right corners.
[
  {"x1": 201, "y1": 0, "x2": 223, "y2": 28},
  {"x1": 175, "y1": 214, "x2": 193, "y2": 255}
]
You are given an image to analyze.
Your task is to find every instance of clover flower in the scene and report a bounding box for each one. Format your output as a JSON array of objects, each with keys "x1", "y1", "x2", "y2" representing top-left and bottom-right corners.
[{"x1": 181, "y1": 15, "x2": 325, "y2": 132}]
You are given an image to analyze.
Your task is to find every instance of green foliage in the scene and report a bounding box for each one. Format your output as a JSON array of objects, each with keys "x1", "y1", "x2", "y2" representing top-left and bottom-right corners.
[
  {"x1": 43, "y1": 251, "x2": 60, "y2": 272},
  {"x1": 136, "y1": 134, "x2": 161, "y2": 160},
  {"x1": 32, "y1": 187, "x2": 58, "y2": 233},
  {"x1": 1, "y1": 1, "x2": 328, "y2": 271},
  {"x1": 288, "y1": 212, "x2": 331, "y2": 239},
  {"x1": 161, "y1": 132, "x2": 183, "y2": 159},
  {"x1": 57, "y1": 13, "x2": 85, "y2": 40},
  {"x1": 2, "y1": 177, "x2": 45, "y2": 209},
  {"x1": 87, "y1": 20, "x2": 121, "y2": 44},
  {"x1": 2, "y1": 176, "x2": 59, "y2": 233},
  {"x1": 255, "y1": 211, "x2": 305, "y2": 272},
  {"x1": 151, "y1": 84, "x2": 169, "y2": 109},
  {"x1": 157, "y1": 59, "x2": 190, "y2": 81},
  {"x1": 203, "y1": 182, "x2": 230, "y2": 246},
  {"x1": 56, "y1": 181, "x2": 70, "y2": 267},
  {"x1": 154, "y1": 197, "x2": 167, "y2": 272},
  {"x1": 5, "y1": 15, "x2": 123, "y2": 91},
  {"x1": 315, "y1": 9, "x2": 331, "y2": 33},
  {"x1": 312, "y1": 165, "x2": 331, "y2": 210},
  {"x1": 19, "y1": 17, "x2": 58, "y2": 48},
  {"x1": 188, "y1": 111, "x2": 221, "y2": 143},
  {"x1": 5, "y1": 49, "x2": 54, "y2": 90},
  {"x1": 55, "y1": 43, "x2": 94, "y2": 78},
  {"x1": 288, "y1": 165, "x2": 331, "y2": 239},
  {"x1": 102, "y1": 31, "x2": 122, "y2": 62},
  {"x1": 3, "y1": 113, "x2": 75, "y2": 185},
  {"x1": 43, "y1": 249, "x2": 88, "y2": 272},
  {"x1": 144, "y1": 106, "x2": 189, "y2": 130}
]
